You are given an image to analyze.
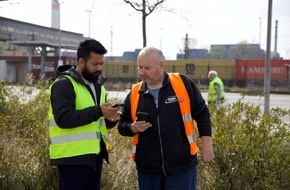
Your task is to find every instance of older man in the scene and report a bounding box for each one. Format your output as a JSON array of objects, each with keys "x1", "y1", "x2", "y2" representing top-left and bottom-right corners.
[
  {"x1": 118, "y1": 46, "x2": 214, "y2": 190},
  {"x1": 207, "y1": 70, "x2": 225, "y2": 106}
]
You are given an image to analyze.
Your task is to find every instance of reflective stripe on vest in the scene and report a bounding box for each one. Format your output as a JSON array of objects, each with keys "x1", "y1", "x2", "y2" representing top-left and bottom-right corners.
[
  {"x1": 168, "y1": 73, "x2": 197, "y2": 155},
  {"x1": 100, "y1": 117, "x2": 110, "y2": 149},
  {"x1": 50, "y1": 132, "x2": 101, "y2": 144},
  {"x1": 130, "y1": 73, "x2": 197, "y2": 160},
  {"x1": 48, "y1": 75, "x2": 108, "y2": 159}
]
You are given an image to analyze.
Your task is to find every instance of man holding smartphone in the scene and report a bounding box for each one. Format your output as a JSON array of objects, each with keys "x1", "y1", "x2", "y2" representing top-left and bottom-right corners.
[
  {"x1": 118, "y1": 46, "x2": 214, "y2": 190},
  {"x1": 49, "y1": 39, "x2": 121, "y2": 190}
]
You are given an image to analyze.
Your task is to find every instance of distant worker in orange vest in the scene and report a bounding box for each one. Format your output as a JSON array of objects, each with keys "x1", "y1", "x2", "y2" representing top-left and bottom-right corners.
[
  {"x1": 118, "y1": 46, "x2": 214, "y2": 190},
  {"x1": 207, "y1": 70, "x2": 225, "y2": 107}
]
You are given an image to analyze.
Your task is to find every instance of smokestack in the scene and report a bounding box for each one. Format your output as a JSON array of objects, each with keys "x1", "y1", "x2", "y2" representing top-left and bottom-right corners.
[
  {"x1": 51, "y1": 0, "x2": 60, "y2": 29},
  {"x1": 259, "y1": 17, "x2": 262, "y2": 46},
  {"x1": 184, "y1": 33, "x2": 189, "y2": 59},
  {"x1": 274, "y1": 20, "x2": 278, "y2": 53}
]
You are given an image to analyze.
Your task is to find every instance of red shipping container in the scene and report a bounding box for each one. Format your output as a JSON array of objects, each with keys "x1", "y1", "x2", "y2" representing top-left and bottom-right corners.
[{"x1": 236, "y1": 59, "x2": 290, "y2": 81}]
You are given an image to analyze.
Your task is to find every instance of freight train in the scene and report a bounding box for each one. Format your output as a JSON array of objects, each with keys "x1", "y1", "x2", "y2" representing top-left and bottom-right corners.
[
  {"x1": 1, "y1": 56, "x2": 290, "y2": 88},
  {"x1": 101, "y1": 59, "x2": 290, "y2": 88}
]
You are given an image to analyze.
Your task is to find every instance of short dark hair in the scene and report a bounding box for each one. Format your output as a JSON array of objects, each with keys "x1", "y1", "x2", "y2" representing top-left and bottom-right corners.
[{"x1": 77, "y1": 39, "x2": 107, "y2": 62}]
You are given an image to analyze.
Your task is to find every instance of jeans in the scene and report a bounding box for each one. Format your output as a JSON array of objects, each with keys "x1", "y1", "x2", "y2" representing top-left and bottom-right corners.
[{"x1": 137, "y1": 166, "x2": 197, "y2": 190}]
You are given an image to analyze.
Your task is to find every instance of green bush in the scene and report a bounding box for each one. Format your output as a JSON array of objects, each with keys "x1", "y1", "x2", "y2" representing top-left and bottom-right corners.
[
  {"x1": 0, "y1": 82, "x2": 57, "y2": 190},
  {"x1": 208, "y1": 100, "x2": 290, "y2": 189},
  {"x1": 102, "y1": 128, "x2": 138, "y2": 190},
  {"x1": 0, "y1": 82, "x2": 289, "y2": 189}
]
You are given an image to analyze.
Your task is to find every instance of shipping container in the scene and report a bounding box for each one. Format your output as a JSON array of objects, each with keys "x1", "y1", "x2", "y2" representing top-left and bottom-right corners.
[{"x1": 235, "y1": 59, "x2": 290, "y2": 87}]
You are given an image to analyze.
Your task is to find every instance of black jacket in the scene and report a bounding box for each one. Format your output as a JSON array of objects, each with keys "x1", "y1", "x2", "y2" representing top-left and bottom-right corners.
[
  {"x1": 50, "y1": 65, "x2": 117, "y2": 166},
  {"x1": 118, "y1": 72, "x2": 212, "y2": 176}
]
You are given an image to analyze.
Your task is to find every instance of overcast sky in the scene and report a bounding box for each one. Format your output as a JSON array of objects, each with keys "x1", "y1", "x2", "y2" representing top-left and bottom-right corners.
[{"x1": 1, "y1": 0, "x2": 289, "y2": 59}]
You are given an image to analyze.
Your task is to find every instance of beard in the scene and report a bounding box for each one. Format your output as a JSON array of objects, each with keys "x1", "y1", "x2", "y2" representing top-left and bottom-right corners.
[{"x1": 82, "y1": 65, "x2": 101, "y2": 82}]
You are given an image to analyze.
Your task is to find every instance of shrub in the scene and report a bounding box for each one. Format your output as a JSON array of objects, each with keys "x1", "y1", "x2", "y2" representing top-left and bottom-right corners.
[
  {"x1": 102, "y1": 128, "x2": 138, "y2": 190},
  {"x1": 208, "y1": 100, "x2": 290, "y2": 189},
  {"x1": 0, "y1": 82, "x2": 289, "y2": 189},
  {"x1": 0, "y1": 82, "x2": 57, "y2": 190}
]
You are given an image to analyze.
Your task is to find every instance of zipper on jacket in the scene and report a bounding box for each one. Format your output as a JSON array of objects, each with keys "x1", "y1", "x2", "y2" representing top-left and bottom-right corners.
[
  {"x1": 147, "y1": 89, "x2": 167, "y2": 176},
  {"x1": 157, "y1": 106, "x2": 167, "y2": 176}
]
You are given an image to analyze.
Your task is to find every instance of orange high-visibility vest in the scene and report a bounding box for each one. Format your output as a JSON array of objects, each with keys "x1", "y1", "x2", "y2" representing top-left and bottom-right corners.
[{"x1": 130, "y1": 73, "x2": 197, "y2": 160}]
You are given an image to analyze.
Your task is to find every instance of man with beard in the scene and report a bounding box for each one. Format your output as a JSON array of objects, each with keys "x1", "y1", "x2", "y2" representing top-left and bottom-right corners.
[{"x1": 48, "y1": 39, "x2": 122, "y2": 190}]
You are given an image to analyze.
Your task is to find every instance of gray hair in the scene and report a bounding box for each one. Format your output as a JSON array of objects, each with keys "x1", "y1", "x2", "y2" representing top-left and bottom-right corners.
[
  {"x1": 138, "y1": 46, "x2": 165, "y2": 63},
  {"x1": 208, "y1": 70, "x2": 218, "y2": 78}
]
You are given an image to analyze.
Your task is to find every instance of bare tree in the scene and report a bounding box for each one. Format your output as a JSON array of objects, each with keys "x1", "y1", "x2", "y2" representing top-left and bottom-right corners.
[{"x1": 123, "y1": 0, "x2": 167, "y2": 47}]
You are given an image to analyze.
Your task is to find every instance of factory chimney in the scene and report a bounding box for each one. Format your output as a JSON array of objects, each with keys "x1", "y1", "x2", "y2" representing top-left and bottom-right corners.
[
  {"x1": 274, "y1": 20, "x2": 278, "y2": 53},
  {"x1": 273, "y1": 20, "x2": 280, "y2": 58},
  {"x1": 51, "y1": 0, "x2": 60, "y2": 29}
]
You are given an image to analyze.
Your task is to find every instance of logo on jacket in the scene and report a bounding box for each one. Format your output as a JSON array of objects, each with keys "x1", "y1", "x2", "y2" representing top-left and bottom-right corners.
[{"x1": 165, "y1": 96, "x2": 178, "y2": 104}]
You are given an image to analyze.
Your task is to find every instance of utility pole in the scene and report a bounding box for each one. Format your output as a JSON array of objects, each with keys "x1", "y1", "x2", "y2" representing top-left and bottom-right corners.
[
  {"x1": 160, "y1": 28, "x2": 163, "y2": 51},
  {"x1": 85, "y1": 9, "x2": 92, "y2": 37},
  {"x1": 259, "y1": 17, "x2": 262, "y2": 47},
  {"x1": 85, "y1": 0, "x2": 95, "y2": 38},
  {"x1": 264, "y1": 0, "x2": 273, "y2": 114},
  {"x1": 110, "y1": 26, "x2": 113, "y2": 60}
]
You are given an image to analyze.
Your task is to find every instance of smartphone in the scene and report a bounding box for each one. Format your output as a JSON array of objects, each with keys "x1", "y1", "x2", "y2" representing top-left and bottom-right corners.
[
  {"x1": 112, "y1": 103, "x2": 125, "y2": 108},
  {"x1": 136, "y1": 111, "x2": 151, "y2": 122}
]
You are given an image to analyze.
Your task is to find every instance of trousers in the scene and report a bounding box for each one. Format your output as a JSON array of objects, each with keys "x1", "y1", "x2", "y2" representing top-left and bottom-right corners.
[
  {"x1": 137, "y1": 166, "x2": 197, "y2": 190},
  {"x1": 57, "y1": 156, "x2": 103, "y2": 190}
]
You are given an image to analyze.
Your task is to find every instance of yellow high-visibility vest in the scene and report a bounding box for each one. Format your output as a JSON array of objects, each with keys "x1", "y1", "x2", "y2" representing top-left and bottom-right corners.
[
  {"x1": 208, "y1": 76, "x2": 224, "y2": 102},
  {"x1": 48, "y1": 75, "x2": 108, "y2": 159}
]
